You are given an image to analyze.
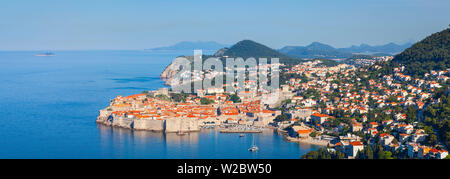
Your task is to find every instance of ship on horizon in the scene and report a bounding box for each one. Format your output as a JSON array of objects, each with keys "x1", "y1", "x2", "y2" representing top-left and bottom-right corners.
[{"x1": 35, "y1": 52, "x2": 56, "y2": 56}]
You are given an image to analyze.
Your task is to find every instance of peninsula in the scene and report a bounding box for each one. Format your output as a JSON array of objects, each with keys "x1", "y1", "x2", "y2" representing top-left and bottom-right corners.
[{"x1": 97, "y1": 88, "x2": 281, "y2": 133}]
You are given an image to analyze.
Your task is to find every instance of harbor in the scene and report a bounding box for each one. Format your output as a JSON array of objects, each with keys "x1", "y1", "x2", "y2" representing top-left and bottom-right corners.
[
  {"x1": 219, "y1": 124, "x2": 263, "y2": 133},
  {"x1": 219, "y1": 129, "x2": 262, "y2": 133}
]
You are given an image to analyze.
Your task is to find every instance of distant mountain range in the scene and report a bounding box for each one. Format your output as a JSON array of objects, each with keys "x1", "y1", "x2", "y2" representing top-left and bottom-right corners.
[
  {"x1": 160, "y1": 33, "x2": 445, "y2": 84},
  {"x1": 339, "y1": 42, "x2": 413, "y2": 54},
  {"x1": 278, "y1": 42, "x2": 413, "y2": 59},
  {"x1": 149, "y1": 40, "x2": 413, "y2": 59},
  {"x1": 147, "y1": 41, "x2": 229, "y2": 52},
  {"x1": 279, "y1": 42, "x2": 353, "y2": 59}
]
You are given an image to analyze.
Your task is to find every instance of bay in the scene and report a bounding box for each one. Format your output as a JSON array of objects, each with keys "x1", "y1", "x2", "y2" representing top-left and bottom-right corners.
[{"x1": 0, "y1": 50, "x2": 320, "y2": 159}]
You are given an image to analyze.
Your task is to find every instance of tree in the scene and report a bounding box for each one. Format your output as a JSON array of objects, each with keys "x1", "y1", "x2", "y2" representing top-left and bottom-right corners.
[
  {"x1": 423, "y1": 92, "x2": 450, "y2": 149},
  {"x1": 375, "y1": 144, "x2": 384, "y2": 159},
  {"x1": 274, "y1": 113, "x2": 290, "y2": 122},
  {"x1": 365, "y1": 145, "x2": 374, "y2": 159},
  {"x1": 382, "y1": 151, "x2": 394, "y2": 159},
  {"x1": 335, "y1": 149, "x2": 345, "y2": 159},
  {"x1": 426, "y1": 134, "x2": 438, "y2": 146},
  {"x1": 301, "y1": 151, "x2": 319, "y2": 159},
  {"x1": 171, "y1": 93, "x2": 188, "y2": 102},
  {"x1": 355, "y1": 150, "x2": 364, "y2": 159},
  {"x1": 155, "y1": 94, "x2": 170, "y2": 101},
  {"x1": 227, "y1": 94, "x2": 241, "y2": 103},
  {"x1": 200, "y1": 98, "x2": 215, "y2": 105}
]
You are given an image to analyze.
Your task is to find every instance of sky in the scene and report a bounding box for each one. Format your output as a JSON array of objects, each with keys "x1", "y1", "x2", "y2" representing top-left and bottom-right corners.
[{"x1": 0, "y1": 0, "x2": 449, "y2": 50}]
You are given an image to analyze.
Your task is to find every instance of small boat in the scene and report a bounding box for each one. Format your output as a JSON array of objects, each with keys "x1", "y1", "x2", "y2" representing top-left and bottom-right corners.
[
  {"x1": 176, "y1": 131, "x2": 186, "y2": 136},
  {"x1": 239, "y1": 134, "x2": 245, "y2": 137},
  {"x1": 35, "y1": 52, "x2": 55, "y2": 56},
  {"x1": 248, "y1": 135, "x2": 258, "y2": 152},
  {"x1": 248, "y1": 145, "x2": 258, "y2": 152}
]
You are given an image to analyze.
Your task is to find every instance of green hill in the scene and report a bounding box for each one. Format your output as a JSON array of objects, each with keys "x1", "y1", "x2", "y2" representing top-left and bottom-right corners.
[
  {"x1": 223, "y1": 40, "x2": 289, "y2": 59},
  {"x1": 392, "y1": 28, "x2": 450, "y2": 77},
  {"x1": 220, "y1": 40, "x2": 303, "y2": 65}
]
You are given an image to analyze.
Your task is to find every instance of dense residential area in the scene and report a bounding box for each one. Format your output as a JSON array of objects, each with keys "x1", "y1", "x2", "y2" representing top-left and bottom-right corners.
[
  {"x1": 297, "y1": 28, "x2": 449, "y2": 159},
  {"x1": 279, "y1": 58, "x2": 448, "y2": 159}
]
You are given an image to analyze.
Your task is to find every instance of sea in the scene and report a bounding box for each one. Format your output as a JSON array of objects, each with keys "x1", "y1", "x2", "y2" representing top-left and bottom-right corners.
[{"x1": 0, "y1": 50, "x2": 321, "y2": 159}]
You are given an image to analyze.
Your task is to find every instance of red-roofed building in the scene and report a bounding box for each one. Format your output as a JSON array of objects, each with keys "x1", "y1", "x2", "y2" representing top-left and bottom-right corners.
[
  {"x1": 311, "y1": 113, "x2": 329, "y2": 124},
  {"x1": 296, "y1": 129, "x2": 313, "y2": 137},
  {"x1": 349, "y1": 141, "x2": 364, "y2": 158},
  {"x1": 369, "y1": 122, "x2": 379, "y2": 128}
]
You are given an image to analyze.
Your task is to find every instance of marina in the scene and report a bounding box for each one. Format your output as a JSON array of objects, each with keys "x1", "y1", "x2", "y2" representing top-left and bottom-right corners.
[
  {"x1": 220, "y1": 129, "x2": 263, "y2": 133},
  {"x1": 219, "y1": 125, "x2": 264, "y2": 133}
]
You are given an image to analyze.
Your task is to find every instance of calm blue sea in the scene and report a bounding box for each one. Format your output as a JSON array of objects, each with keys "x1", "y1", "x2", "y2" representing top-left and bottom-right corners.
[{"x1": 0, "y1": 50, "x2": 320, "y2": 159}]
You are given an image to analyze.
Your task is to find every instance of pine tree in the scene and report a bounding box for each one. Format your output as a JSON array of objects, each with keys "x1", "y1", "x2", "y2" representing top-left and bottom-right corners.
[
  {"x1": 366, "y1": 145, "x2": 374, "y2": 159},
  {"x1": 375, "y1": 143, "x2": 384, "y2": 159}
]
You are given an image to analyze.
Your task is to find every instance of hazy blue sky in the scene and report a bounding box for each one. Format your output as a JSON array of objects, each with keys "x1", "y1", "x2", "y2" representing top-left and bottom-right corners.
[{"x1": 0, "y1": 0, "x2": 449, "y2": 50}]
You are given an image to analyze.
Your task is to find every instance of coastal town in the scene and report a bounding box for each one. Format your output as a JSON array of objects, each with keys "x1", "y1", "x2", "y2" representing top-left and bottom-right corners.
[
  {"x1": 98, "y1": 54, "x2": 449, "y2": 159},
  {"x1": 96, "y1": 87, "x2": 281, "y2": 133}
]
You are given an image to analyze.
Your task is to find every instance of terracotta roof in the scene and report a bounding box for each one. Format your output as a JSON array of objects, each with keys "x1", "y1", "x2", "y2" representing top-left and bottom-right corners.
[
  {"x1": 350, "y1": 141, "x2": 363, "y2": 146},
  {"x1": 312, "y1": 113, "x2": 329, "y2": 117}
]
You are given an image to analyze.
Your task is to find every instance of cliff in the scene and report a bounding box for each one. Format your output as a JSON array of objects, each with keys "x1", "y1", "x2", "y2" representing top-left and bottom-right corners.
[
  {"x1": 160, "y1": 62, "x2": 179, "y2": 85},
  {"x1": 160, "y1": 55, "x2": 199, "y2": 86}
]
